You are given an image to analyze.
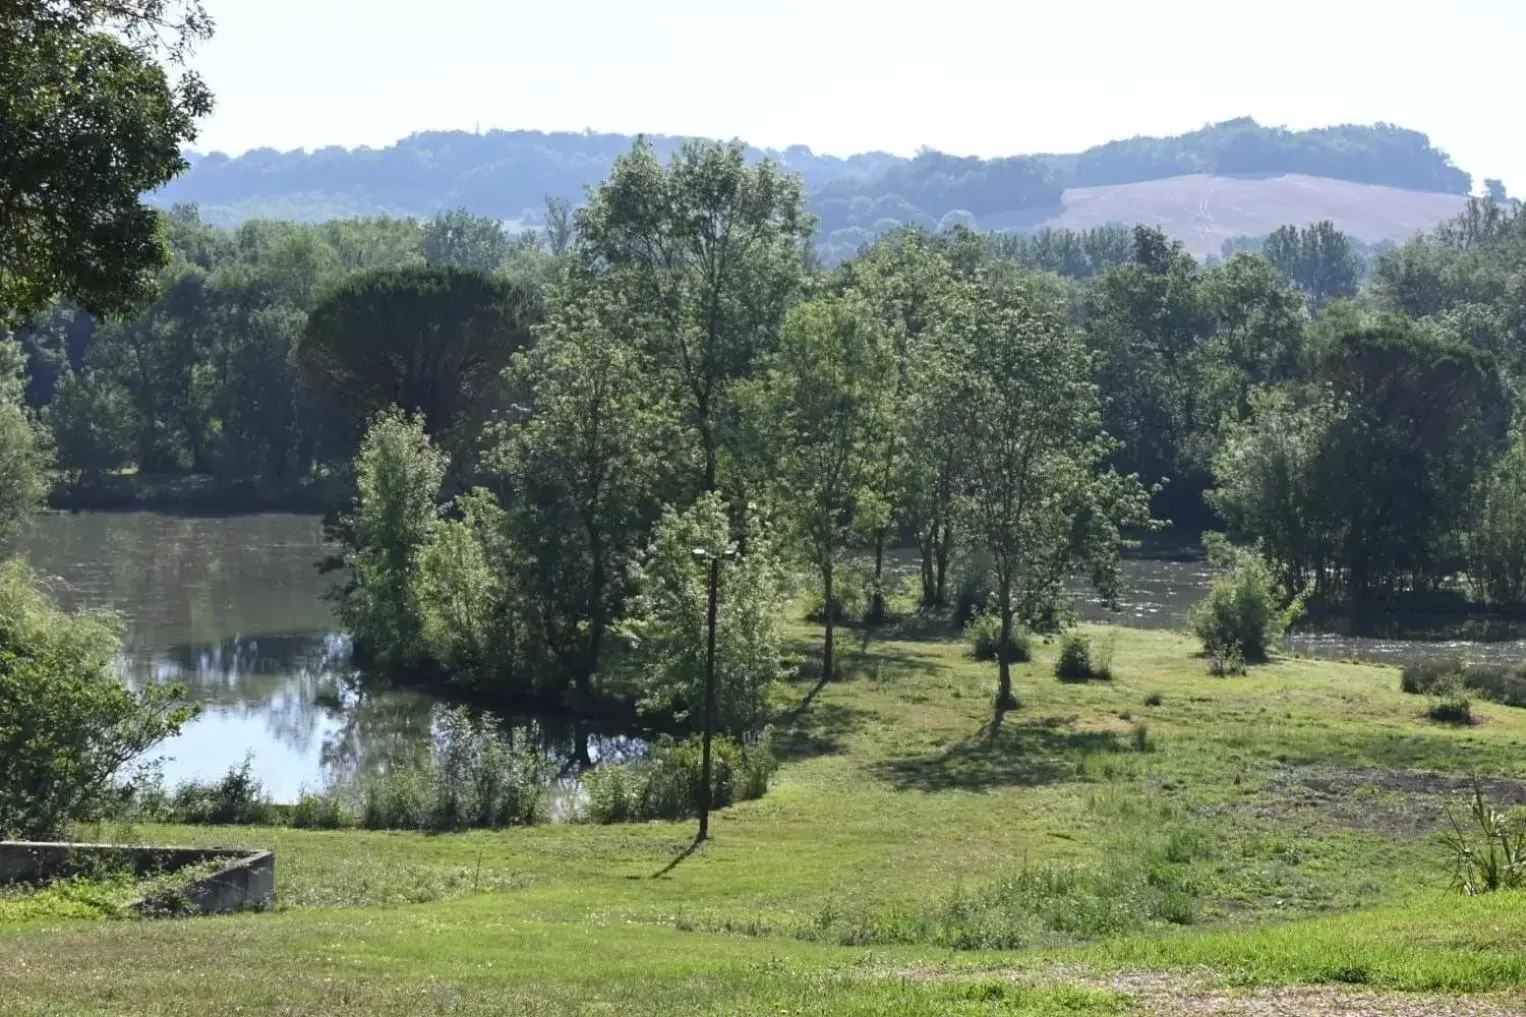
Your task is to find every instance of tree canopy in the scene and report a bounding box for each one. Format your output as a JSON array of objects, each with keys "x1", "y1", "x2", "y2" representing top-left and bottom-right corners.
[
  {"x1": 298, "y1": 263, "x2": 543, "y2": 456},
  {"x1": 1, "y1": 0, "x2": 214, "y2": 326}
]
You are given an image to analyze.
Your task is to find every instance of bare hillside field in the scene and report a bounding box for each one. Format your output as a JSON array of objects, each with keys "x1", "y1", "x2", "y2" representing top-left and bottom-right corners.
[{"x1": 1013, "y1": 174, "x2": 1471, "y2": 257}]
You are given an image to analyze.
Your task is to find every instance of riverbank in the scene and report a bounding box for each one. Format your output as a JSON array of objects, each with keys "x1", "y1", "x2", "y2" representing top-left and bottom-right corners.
[
  {"x1": 3, "y1": 621, "x2": 1524, "y2": 1014},
  {"x1": 46, "y1": 472, "x2": 348, "y2": 516}
]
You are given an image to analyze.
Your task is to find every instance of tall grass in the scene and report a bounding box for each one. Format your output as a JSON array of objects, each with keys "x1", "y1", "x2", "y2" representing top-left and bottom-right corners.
[
  {"x1": 347, "y1": 709, "x2": 549, "y2": 831},
  {"x1": 122, "y1": 711, "x2": 552, "y2": 832},
  {"x1": 585, "y1": 729, "x2": 777, "y2": 824}
]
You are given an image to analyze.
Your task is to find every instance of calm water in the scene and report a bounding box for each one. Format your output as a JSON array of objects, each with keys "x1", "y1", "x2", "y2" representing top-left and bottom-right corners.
[
  {"x1": 14, "y1": 513, "x2": 416, "y2": 802},
  {"x1": 1073, "y1": 559, "x2": 1526, "y2": 666},
  {"x1": 15, "y1": 513, "x2": 648, "y2": 806},
  {"x1": 14, "y1": 514, "x2": 1525, "y2": 801}
]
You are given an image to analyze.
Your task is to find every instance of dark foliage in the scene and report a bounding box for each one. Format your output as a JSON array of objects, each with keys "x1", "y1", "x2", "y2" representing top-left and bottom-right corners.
[{"x1": 299, "y1": 263, "x2": 543, "y2": 456}]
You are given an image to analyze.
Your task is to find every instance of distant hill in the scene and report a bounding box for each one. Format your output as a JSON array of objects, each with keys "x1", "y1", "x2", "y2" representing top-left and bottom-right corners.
[{"x1": 154, "y1": 118, "x2": 1476, "y2": 258}]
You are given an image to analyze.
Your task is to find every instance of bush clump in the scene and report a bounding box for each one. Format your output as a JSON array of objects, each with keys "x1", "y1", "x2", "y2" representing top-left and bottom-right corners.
[
  {"x1": 1187, "y1": 545, "x2": 1302, "y2": 667},
  {"x1": 164, "y1": 758, "x2": 277, "y2": 826},
  {"x1": 1054, "y1": 633, "x2": 1094, "y2": 681},
  {"x1": 1401, "y1": 660, "x2": 1456, "y2": 696},
  {"x1": 966, "y1": 613, "x2": 1031, "y2": 663},
  {"x1": 0, "y1": 561, "x2": 194, "y2": 840},
  {"x1": 1402, "y1": 659, "x2": 1526, "y2": 709},
  {"x1": 290, "y1": 790, "x2": 354, "y2": 830},
  {"x1": 1428, "y1": 691, "x2": 1475, "y2": 726},
  {"x1": 585, "y1": 729, "x2": 777, "y2": 824}
]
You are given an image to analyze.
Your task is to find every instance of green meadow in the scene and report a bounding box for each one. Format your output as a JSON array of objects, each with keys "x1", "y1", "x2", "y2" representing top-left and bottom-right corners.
[{"x1": 3, "y1": 620, "x2": 1524, "y2": 1016}]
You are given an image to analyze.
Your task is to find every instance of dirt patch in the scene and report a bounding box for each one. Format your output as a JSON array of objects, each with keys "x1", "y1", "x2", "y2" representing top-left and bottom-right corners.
[
  {"x1": 1139, "y1": 987, "x2": 1526, "y2": 1016},
  {"x1": 1240, "y1": 769, "x2": 1526, "y2": 838},
  {"x1": 1302, "y1": 771, "x2": 1526, "y2": 804}
]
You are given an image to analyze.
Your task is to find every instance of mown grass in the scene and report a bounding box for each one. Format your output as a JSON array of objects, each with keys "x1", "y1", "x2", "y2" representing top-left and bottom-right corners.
[{"x1": 4, "y1": 618, "x2": 1526, "y2": 1014}]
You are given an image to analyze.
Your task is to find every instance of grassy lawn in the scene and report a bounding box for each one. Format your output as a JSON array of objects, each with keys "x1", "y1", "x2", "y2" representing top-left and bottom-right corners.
[{"x1": 3, "y1": 620, "x2": 1525, "y2": 1014}]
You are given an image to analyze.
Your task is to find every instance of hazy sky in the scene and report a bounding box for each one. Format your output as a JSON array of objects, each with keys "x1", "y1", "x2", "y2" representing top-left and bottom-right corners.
[{"x1": 189, "y1": 0, "x2": 1525, "y2": 191}]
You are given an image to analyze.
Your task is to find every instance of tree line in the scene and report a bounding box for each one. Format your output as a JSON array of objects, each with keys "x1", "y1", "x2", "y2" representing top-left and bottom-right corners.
[{"x1": 12, "y1": 141, "x2": 1526, "y2": 630}]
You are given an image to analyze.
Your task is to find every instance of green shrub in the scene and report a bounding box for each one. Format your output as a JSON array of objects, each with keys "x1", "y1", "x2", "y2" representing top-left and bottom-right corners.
[
  {"x1": 1187, "y1": 548, "x2": 1300, "y2": 664},
  {"x1": 1143, "y1": 692, "x2": 1164, "y2": 707},
  {"x1": 290, "y1": 790, "x2": 354, "y2": 830},
  {"x1": 585, "y1": 729, "x2": 777, "y2": 824},
  {"x1": 1208, "y1": 642, "x2": 1246, "y2": 677},
  {"x1": 0, "y1": 559, "x2": 195, "y2": 841},
  {"x1": 965, "y1": 613, "x2": 1031, "y2": 663},
  {"x1": 1054, "y1": 633, "x2": 1093, "y2": 681},
  {"x1": 362, "y1": 767, "x2": 432, "y2": 830},
  {"x1": 583, "y1": 764, "x2": 639, "y2": 824},
  {"x1": 1401, "y1": 660, "x2": 1456, "y2": 696},
  {"x1": 166, "y1": 758, "x2": 277, "y2": 826},
  {"x1": 802, "y1": 567, "x2": 869, "y2": 625},
  {"x1": 953, "y1": 571, "x2": 992, "y2": 628},
  {"x1": 1429, "y1": 691, "x2": 1474, "y2": 725},
  {"x1": 1459, "y1": 664, "x2": 1526, "y2": 708},
  {"x1": 1401, "y1": 660, "x2": 1526, "y2": 709}
]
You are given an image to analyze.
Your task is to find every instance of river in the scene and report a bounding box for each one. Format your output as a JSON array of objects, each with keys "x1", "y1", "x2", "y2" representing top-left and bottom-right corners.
[{"x1": 14, "y1": 513, "x2": 1524, "y2": 801}]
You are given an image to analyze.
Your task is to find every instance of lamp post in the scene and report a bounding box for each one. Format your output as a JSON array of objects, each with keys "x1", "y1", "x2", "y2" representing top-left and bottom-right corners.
[{"x1": 691, "y1": 544, "x2": 733, "y2": 842}]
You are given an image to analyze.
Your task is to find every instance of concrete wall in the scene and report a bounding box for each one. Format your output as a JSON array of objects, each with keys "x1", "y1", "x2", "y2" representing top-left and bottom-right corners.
[
  {"x1": 157, "y1": 851, "x2": 275, "y2": 916},
  {"x1": 0, "y1": 842, "x2": 275, "y2": 915}
]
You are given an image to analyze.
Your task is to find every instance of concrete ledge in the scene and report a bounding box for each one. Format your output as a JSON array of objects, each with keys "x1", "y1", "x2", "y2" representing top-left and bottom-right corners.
[{"x1": 0, "y1": 841, "x2": 275, "y2": 915}]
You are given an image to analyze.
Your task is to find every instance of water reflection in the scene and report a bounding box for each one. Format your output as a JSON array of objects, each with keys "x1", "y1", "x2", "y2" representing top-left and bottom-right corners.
[{"x1": 14, "y1": 513, "x2": 657, "y2": 802}]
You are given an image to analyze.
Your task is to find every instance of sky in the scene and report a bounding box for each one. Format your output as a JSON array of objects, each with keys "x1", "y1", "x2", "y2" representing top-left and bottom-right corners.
[{"x1": 187, "y1": 0, "x2": 1526, "y2": 192}]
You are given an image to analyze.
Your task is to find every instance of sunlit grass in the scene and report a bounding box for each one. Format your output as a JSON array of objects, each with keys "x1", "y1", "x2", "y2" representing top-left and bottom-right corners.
[{"x1": 4, "y1": 617, "x2": 1525, "y2": 1014}]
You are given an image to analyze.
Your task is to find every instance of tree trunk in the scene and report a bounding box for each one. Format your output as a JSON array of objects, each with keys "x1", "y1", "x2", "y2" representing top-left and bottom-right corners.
[
  {"x1": 698, "y1": 552, "x2": 720, "y2": 842},
  {"x1": 822, "y1": 562, "x2": 836, "y2": 682},
  {"x1": 995, "y1": 587, "x2": 1018, "y2": 712},
  {"x1": 935, "y1": 522, "x2": 953, "y2": 608},
  {"x1": 918, "y1": 529, "x2": 937, "y2": 609},
  {"x1": 869, "y1": 530, "x2": 888, "y2": 623},
  {"x1": 573, "y1": 724, "x2": 592, "y2": 770}
]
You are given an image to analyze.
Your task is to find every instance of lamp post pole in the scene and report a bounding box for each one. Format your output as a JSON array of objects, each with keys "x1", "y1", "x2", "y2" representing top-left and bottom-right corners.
[{"x1": 697, "y1": 548, "x2": 720, "y2": 842}]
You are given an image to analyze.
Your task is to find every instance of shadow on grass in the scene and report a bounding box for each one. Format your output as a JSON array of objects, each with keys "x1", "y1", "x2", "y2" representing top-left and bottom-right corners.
[
  {"x1": 872, "y1": 719, "x2": 1134, "y2": 792},
  {"x1": 773, "y1": 699, "x2": 872, "y2": 763},
  {"x1": 849, "y1": 611, "x2": 963, "y2": 646},
  {"x1": 649, "y1": 834, "x2": 705, "y2": 879}
]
